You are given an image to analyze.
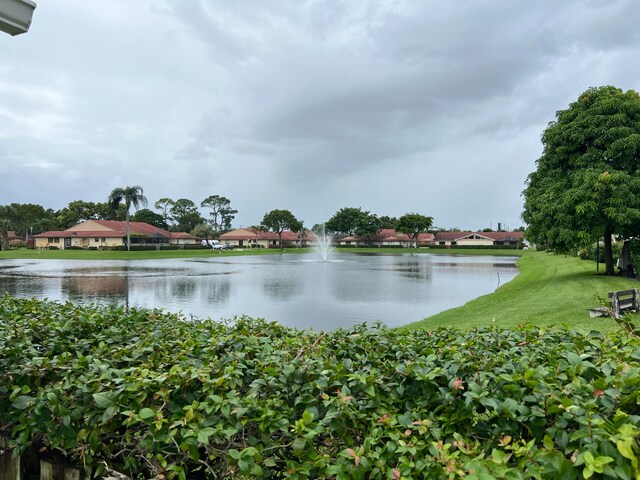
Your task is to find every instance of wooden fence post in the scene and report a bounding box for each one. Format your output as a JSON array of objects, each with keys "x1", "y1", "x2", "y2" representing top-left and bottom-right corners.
[
  {"x1": 40, "y1": 460, "x2": 80, "y2": 480},
  {"x1": 0, "y1": 437, "x2": 23, "y2": 480}
]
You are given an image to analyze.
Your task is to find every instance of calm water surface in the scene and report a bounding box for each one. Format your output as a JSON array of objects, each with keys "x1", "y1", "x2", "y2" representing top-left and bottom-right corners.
[{"x1": 0, "y1": 253, "x2": 518, "y2": 329}]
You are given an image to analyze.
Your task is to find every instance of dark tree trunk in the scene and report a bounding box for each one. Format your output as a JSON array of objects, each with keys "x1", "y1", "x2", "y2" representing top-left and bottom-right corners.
[
  {"x1": 620, "y1": 240, "x2": 635, "y2": 277},
  {"x1": 603, "y1": 229, "x2": 615, "y2": 275}
]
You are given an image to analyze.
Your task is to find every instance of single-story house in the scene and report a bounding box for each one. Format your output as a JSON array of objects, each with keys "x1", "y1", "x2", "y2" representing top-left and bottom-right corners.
[
  {"x1": 219, "y1": 228, "x2": 317, "y2": 248},
  {"x1": 434, "y1": 231, "x2": 524, "y2": 247},
  {"x1": 336, "y1": 229, "x2": 435, "y2": 247},
  {"x1": 1, "y1": 230, "x2": 23, "y2": 246},
  {"x1": 33, "y1": 220, "x2": 199, "y2": 250}
]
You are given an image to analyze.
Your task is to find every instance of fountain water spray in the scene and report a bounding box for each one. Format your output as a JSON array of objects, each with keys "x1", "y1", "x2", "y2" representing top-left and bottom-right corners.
[{"x1": 314, "y1": 224, "x2": 333, "y2": 261}]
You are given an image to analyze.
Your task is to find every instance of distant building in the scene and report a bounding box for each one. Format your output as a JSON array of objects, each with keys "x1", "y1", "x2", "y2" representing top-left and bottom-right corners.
[
  {"x1": 219, "y1": 228, "x2": 317, "y2": 248},
  {"x1": 33, "y1": 220, "x2": 198, "y2": 249},
  {"x1": 433, "y1": 231, "x2": 524, "y2": 247},
  {"x1": 335, "y1": 229, "x2": 435, "y2": 247},
  {"x1": 1, "y1": 230, "x2": 22, "y2": 246}
]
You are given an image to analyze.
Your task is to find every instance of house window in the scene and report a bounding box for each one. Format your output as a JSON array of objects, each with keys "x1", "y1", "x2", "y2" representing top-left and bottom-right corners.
[
  {"x1": 102, "y1": 238, "x2": 106, "y2": 242},
  {"x1": 48, "y1": 237, "x2": 60, "y2": 243},
  {"x1": 95, "y1": 238, "x2": 100, "y2": 243},
  {"x1": 451, "y1": 241, "x2": 457, "y2": 245},
  {"x1": 439, "y1": 242, "x2": 445, "y2": 245}
]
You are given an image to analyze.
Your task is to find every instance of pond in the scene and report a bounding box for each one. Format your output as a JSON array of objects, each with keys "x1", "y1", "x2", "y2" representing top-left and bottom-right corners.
[{"x1": 0, "y1": 253, "x2": 518, "y2": 330}]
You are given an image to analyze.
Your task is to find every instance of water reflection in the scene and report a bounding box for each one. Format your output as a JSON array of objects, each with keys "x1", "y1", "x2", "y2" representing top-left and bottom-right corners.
[
  {"x1": 262, "y1": 277, "x2": 301, "y2": 302},
  {"x1": 0, "y1": 254, "x2": 519, "y2": 329},
  {"x1": 169, "y1": 277, "x2": 198, "y2": 301},
  {"x1": 63, "y1": 276, "x2": 127, "y2": 296}
]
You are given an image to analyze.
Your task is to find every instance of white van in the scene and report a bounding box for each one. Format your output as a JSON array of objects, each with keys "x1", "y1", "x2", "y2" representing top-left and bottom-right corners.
[{"x1": 201, "y1": 239, "x2": 224, "y2": 250}]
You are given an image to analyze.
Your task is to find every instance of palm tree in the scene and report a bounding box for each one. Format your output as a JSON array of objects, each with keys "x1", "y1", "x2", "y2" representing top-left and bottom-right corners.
[{"x1": 108, "y1": 186, "x2": 148, "y2": 251}]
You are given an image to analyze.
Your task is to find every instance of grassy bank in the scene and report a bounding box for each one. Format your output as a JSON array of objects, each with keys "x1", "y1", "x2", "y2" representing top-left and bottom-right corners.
[
  {"x1": 407, "y1": 251, "x2": 639, "y2": 332},
  {"x1": 0, "y1": 247, "x2": 311, "y2": 260},
  {"x1": 0, "y1": 246, "x2": 524, "y2": 260}
]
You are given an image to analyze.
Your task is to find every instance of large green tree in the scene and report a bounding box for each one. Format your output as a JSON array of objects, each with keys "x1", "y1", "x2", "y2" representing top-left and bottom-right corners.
[
  {"x1": 170, "y1": 199, "x2": 205, "y2": 233},
  {"x1": 131, "y1": 208, "x2": 168, "y2": 229},
  {"x1": 154, "y1": 198, "x2": 175, "y2": 226},
  {"x1": 108, "y1": 186, "x2": 148, "y2": 251},
  {"x1": 261, "y1": 209, "x2": 301, "y2": 249},
  {"x1": 192, "y1": 223, "x2": 217, "y2": 243},
  {"x1": 201, "y1": 195, "x2": 238, "y2": 233},
  {"x1": 325, "y1": 207, "x2": 367, "y2": 236},
  {"x1": 56, "y1": 200, "x2": 124, "y2": 228},
  {"x1": 1, "y1": 203, "x2": 56, "y2": 235},
  {"x1": 523, "y1": 86, "x2": 640, "y2": 275},
  {"x1": 354, "y1": 212, "x2": 381, "y2": 241},
  {"x1": 0, "y1": 205, "x2": 15, "y2": 251},
  {"x1": 378, "y1": 215, "x2": 399, "y2": 229},
  {"x1": 397, "y1": 213, "x2": 434, "y2": 248}
]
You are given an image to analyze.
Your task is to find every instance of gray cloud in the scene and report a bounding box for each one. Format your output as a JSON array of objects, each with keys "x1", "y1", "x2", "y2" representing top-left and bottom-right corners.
[{"x1": 2, "y1": 0, "x2": 640, "y2": 229}]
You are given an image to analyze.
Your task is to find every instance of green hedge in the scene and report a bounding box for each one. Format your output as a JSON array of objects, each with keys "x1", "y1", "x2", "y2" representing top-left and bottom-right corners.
[
  {"x1": 105, "y1": 244, "x2": 207, "y2": 251},
  {"x1": 336, "y1": 245, "x2": 406, "y2": 249},
  {"x1": 1, "y1": 296, "x2": 640, "y2": 479}
]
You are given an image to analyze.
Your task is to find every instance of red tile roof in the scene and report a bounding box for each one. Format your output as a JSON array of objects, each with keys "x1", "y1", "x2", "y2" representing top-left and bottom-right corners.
[
  {"x1": 34, "y1": 230, "x2": 88, "y2": 238},
  {"x1": 336, "y1": 229, "x2": 434, "y2": 244},
  {"x1": 33, "y1": 220, "x2": 193, "y2": 240},
  {"x1": 86, "y1": 220, "x2": 172, "y2": 238},
  {"x1": 220, "y1": 228, "x2": 315, "y2": 242},
  {"x1": 434, "y1": 231, "x2": 473, "y2": 242},
  {"x1": 170, "y1": 232, "x2": 198, "y2": 239},
  {"x1": 478, "y1": 231, "x2": 524, "y2": 241}
]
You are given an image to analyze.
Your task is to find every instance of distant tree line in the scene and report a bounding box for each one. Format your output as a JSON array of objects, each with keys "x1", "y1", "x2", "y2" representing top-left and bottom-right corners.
[
  {"x1": 0, "y1": 193, "x2": 239, "y2": 239},
  {"x1": 1, "y1": 188, "x2": 452, "y2": 251}
]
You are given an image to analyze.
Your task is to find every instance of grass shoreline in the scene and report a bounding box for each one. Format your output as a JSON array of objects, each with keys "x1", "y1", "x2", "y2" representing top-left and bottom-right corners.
[
  {"x1": 406, "y1": 251, "x2": 639, "y2": 331},
  {"x1": 0, "y1": 246, "x2": 524, "y2": 260}
]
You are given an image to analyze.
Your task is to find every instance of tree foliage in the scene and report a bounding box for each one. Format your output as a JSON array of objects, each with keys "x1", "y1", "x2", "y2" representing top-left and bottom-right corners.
[
  {"x1": 191, "y1": 223, "x2": 217, "y2": 241},
  {"x1": 154, "y1": 198, "x2": 175, "y2": 226},
  {"x1": 378, "y1": 215, "x2": 398, "y2": 229},
  {"x1": 0, "y1": 216, "x2": 11, "y2": 251},
  {"x1": 354, "y1": 212, "x2": 381, "y2": 240},
  {"x1": 396, "y1": 213, "x2": 434, "y2": 248},
  {"x1": 108, "y1": 186, "x2": 148, "y2": 251},
  {"x1": 4, "y1": 296, "x2": 640, "y2": 479},
  {"x1": 523, "y1": 86, "x2": 640, "y2": 274},
  {"x1": 130, "y1": 209, "x2": 168, "y2": 230},
  {"x1": 56, "y1": 200, "x2": 123, "y2": 229},
  {"x1": 170, "y1": 199, "x2": 205, "y2": 233},
  {"x1": 325, "y1": 207, "x2": 367, "y2": 236},
  {"x1": 261, "y1": 209, "x2": 300, "y2": 248},
  {"x1": 0, "y1": 203, "x2": 56, "y2": 234},
  {"x1": 201, "y1": 195, "x2": 238, "y2": 233}
]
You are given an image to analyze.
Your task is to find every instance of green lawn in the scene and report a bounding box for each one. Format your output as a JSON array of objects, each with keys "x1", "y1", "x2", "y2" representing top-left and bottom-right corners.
[
  {"x1": 336, "y1": 247, "x2": 526, "y2": 256},
  {"x1": 406, "y1": 251, "x2": 639, "y2": 332},
  {"x1": 0, "y1": 247, "x2": 309, "y2": 260},
  {"x1": 0, "y1": 247, "x2": 523, "y2": 260}
]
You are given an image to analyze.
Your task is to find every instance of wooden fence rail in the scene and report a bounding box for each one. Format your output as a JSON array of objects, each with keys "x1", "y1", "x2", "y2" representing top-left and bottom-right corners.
[{"x1": 1, "y1": 438, "x2": 83, "y2": 480}]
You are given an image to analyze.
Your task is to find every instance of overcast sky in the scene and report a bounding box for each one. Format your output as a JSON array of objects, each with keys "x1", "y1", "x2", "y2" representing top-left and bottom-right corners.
[{"x1": 2, "y1": 1, "x2": 640, "y2": 231}]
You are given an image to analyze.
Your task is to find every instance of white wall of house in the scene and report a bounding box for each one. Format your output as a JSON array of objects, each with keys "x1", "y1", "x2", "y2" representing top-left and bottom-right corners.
[
  {"x1": 169, "y1": 238, "x2": 198, "y2": 245},
  {"x1": 456, "y1": 238, "x2": 494, "y2": 246},
  {"x1": 34, "y1": 236, "x2": 124, "y2": 249}
]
